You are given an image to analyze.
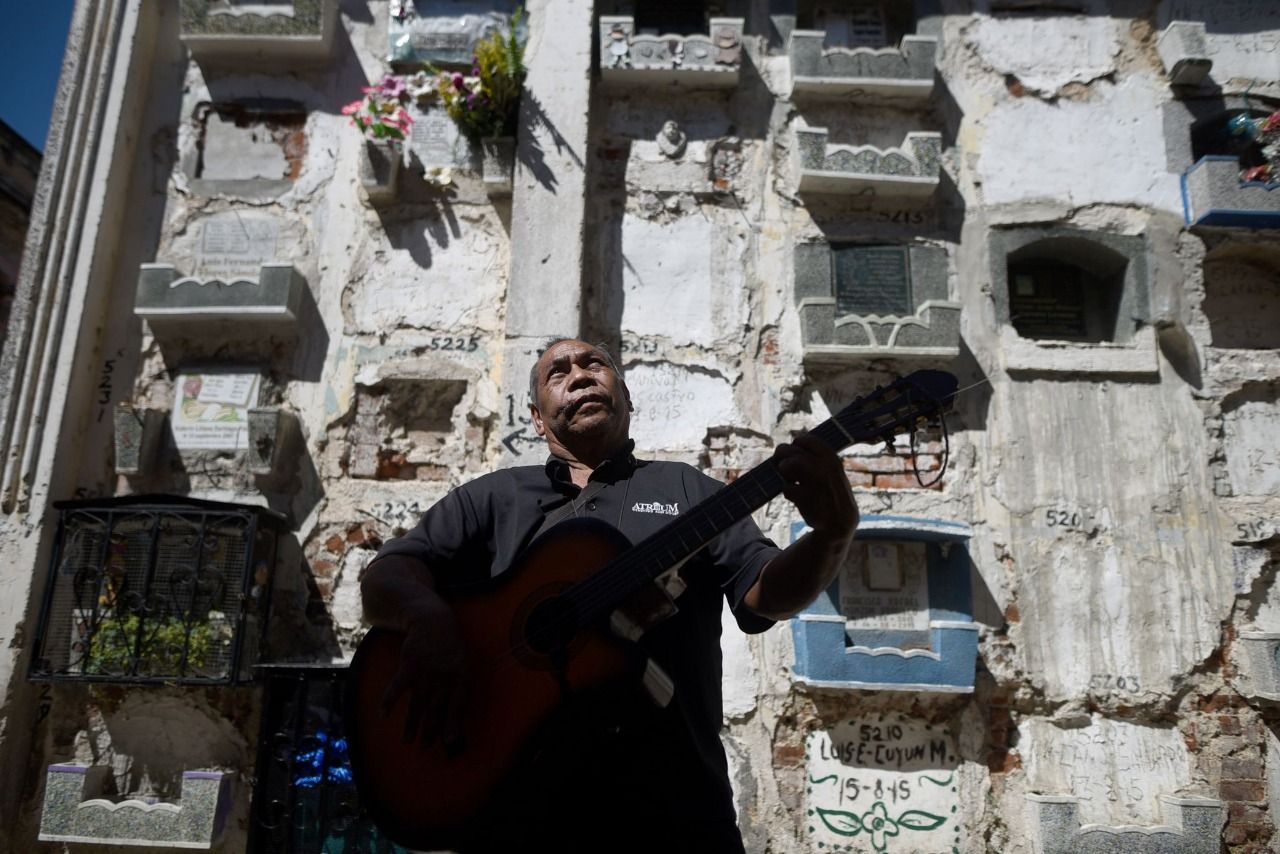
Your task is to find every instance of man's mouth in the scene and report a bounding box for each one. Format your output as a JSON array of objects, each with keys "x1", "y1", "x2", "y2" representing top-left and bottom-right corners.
[{"x1": 565, "y1": 394, "x2": 610, "y2": 417}]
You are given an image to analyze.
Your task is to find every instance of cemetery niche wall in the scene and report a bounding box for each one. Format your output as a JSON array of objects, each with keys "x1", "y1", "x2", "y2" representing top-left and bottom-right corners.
[{"x1": 789, "y1": 516, "x2": 978, "y2": 692}]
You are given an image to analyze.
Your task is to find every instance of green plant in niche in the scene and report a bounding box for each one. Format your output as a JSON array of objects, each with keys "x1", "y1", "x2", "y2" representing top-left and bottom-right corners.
[
  {"x1": 431, "y1": 9, "x2": 526, "y2": 139},
  {"x1": 87, "y1": 614, "x2": 230, "y2": 675}
]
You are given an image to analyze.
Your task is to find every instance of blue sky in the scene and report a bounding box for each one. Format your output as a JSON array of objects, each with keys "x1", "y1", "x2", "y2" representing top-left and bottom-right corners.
[{"x1": 0, "y1": 0, "x2": 76, "y2": 151}]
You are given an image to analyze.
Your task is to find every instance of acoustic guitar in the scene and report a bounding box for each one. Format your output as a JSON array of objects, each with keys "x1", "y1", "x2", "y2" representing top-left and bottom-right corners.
[{"x1": 346, "y1": 369, "x2": 959, "y2": 849}]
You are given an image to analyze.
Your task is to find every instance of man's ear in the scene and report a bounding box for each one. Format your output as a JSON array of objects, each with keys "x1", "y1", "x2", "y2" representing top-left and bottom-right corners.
[{"x1": 529, "y1": 403, "x2": 546, "y2": 437}]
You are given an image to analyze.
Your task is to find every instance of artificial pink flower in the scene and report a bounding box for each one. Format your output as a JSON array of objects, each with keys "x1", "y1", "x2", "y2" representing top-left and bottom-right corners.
[{"x1": 379, "y1": 74, "x2": 407, "y2": 98}]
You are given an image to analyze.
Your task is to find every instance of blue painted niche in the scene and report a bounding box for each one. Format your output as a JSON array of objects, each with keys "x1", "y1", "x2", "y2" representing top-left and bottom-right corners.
[{"x1": 790, "y1": 514, "x2": 978, "y2": 692}]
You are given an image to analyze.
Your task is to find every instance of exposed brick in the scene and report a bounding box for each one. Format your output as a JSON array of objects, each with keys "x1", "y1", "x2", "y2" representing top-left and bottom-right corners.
[
  {"x1": 1219, "y1": 714, "x2": 1243, "y2": 735},
  {"x1": 324, "y1": 534, "x2": 345, "y2": 554},
  {"x1": 875, "y1": 473, "x2": 942, "y2": 490},
  {"x1": 987, "y1": 750, "x2": 1021, "y2": 774},
  {"x1": 1228, "y1": 803, "x2": 1268, "y2": 824},
  {"x1": 1224, "y1": 824, "x2": 1251, "y2": 846},
  {"x1": 311, "y1": 559, "x2": 337, "y2": 578},
  {"x1": 845, "y1": 471, "x2": 876, "y2": 489},
  {"x1": 843, "y1": 454, "x2": 907, "y2": 474},
  {"x1": 1004, "y1": 602, "x2": 1020, "y2": 623},
  {"x1": 1201, "y1": 693, "x2": 1233, "y2": 712},
  {"x1": 1220, "y1": 780, "x2": 1265, "y2": 802},
  {"x1": 346, "y1": 525, "x2": 367, "y2": 545},
  {"x1": 773, "y1": 743, "x2": 805, "y2": 766},
  {"x1": 1223, "y1": 758, "x2": 1264, "y2": 780}
]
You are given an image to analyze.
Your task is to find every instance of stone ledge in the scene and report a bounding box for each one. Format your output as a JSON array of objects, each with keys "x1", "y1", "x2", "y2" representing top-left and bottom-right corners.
[
  {"x1": 789, "y1": 31, "x2": 937, "y2": 101},
  {"x1": 179, "y1": 0, "x2": 337, "y2": 67},
  {"x1": 39, "y1": 765, "x2": 232, "y2": 848},
  {"x1": 1157, "y1": 21, "x2": 1212, "y2": 87},
  {"x1": 1000, "y1": 326, "x2": 1160, "y2": 378},
  {"x1": 1182, "y1": 156, "x2": 1280, "y2": 229},
  {"x1": 135, "y1": 263, "x2": 305, "y2": 324},
  {"x1": 1026, "y1": 794, "x2": 1224, "y2": 854},
  {"x1": 599, "y1": 16, "x2": 744, "y2": 88},
  {"x1": 794, "y1": 126, "x2": 941, "y2": 197}
]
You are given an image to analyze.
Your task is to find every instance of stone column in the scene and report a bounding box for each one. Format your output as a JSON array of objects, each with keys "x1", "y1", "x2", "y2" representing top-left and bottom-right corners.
[{"x1": 499, "y1": 0, "x2": 594, "y2": 467}]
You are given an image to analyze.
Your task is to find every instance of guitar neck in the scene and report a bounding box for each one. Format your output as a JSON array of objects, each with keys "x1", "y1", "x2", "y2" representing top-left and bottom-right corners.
[{"x1": 571, "y1": 418, "x2": 850, "y2": 625}]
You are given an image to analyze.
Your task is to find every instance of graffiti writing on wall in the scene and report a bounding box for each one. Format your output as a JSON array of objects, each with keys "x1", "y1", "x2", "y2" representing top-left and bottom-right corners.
[{"x1": 806, "y1": 715, "x2": 960, "y2": 853}]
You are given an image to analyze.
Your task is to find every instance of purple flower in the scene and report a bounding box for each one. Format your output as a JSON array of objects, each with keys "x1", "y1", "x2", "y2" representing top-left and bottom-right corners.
[
  {"x1": 466, "y1": 93, "x2": 477, "y2": 108},
  {"x1": 378, "y1": 74, "x2": 406, "y2": 98},
  {"x1": 452, "y1": 73, "x2": 465, "y2": 91}
]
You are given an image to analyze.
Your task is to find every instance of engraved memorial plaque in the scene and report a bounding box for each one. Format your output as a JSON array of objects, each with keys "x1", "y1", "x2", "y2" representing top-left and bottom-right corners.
[
  {"x1": 1008, "y1": 263, "x2": 1089, "y2": 340},
  {"x1": 409, "y1": 106, "x2": 471, "y2": 170},
  {"x1": 195, "y1": 213, "x2": 279, "y2": 282},
  {"x1": 840, "y1": 541, "x2": 929, "y2": 631},
  {"x1": 834, "y1": 245, "x2": 912, "y2": 318},
  {"x1": 389, "y1": 0, "x2": 521, "y2": 66}
]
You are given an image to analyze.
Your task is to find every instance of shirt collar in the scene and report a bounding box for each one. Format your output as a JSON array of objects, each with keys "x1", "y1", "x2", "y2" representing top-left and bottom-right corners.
[{"x1": 543, "y1": 439, "x2": 638, "y2": 494}]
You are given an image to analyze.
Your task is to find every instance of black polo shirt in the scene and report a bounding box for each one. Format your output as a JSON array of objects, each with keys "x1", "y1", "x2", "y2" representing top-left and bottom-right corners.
[{"x1": 374, "y1": 444, "x2": 780, "y2": 839}]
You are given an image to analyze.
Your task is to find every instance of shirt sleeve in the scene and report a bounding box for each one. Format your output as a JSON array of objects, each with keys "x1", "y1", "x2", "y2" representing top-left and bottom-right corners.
[
  {"x1": 371, "y1": 479, "x2": 495, "y2": 587},
  {"x1": 682, "y1": 467, "x2": 780, "y2": 635}
]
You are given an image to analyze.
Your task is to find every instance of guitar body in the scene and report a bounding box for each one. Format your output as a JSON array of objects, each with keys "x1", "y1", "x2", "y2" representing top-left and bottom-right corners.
[{"x1": 346, "y1": 516, "x2": 639, "y2": 850}]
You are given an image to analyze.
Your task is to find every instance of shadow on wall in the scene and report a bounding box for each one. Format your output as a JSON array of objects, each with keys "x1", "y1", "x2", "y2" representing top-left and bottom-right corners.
[
  {"x1": 373, "y1": 187, "x2": 464, "y2": 270},
  {"x1": 519, "y1": 90, "x2": 573, "y2": 195}
]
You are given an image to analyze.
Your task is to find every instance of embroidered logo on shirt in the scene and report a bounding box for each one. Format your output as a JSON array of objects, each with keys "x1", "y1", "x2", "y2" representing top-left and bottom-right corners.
[{"x1": 631, "y1": 500, "x2": 679, "y2": 516}]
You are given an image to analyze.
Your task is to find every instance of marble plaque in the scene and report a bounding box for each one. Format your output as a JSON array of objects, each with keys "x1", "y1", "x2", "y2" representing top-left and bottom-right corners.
[
  {"x1": 172, "y1": 372, "x2": 260, "y2": 451},
  {"x1": 625, "y1": 362, "x2": 737, "y2": 451},
  {"x1": 408, "y1": 106, "x2": 471, "y2": 170},
  {"x1": 841, "y1": 541, "x2": 929, "y2": 631},
  {"x1": 806, "y1": 715, "x2": 961, "y2": 853},
  {"x1": 195, "y1": 212, "x2": 279, "y2": 282},
  {"x1": 389, "y1": 0, "x2": 519, "y2": 66},
  {"x1": 1022, "y1": 717, "x2": 1192, "y2": 826},
  {"x1": 834, "y1": 246, "x2": 912, "y2": 318},
  {"x1": 1224, "y1": 397, "x2": 1280, "y2": 496}
]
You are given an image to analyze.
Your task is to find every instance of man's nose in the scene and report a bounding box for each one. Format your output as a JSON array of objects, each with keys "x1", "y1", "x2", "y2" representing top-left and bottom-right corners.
[{"x1": 566, "y1": 364, "x2": 596, "y2": 387}]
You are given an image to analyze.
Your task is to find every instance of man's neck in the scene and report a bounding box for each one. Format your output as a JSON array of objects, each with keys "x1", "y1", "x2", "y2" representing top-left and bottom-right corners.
[{"x1": 547, "y1": 436, "x2": 631, "y2": 488}]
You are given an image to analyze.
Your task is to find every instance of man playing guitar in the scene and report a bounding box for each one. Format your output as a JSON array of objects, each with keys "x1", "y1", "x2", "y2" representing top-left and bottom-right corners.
[{"x1": 359, "y1": 337, "x2": 859, "y2": 851}]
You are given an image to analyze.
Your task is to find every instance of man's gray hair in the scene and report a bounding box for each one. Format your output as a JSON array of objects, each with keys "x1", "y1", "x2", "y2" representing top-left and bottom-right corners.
[{"x1": 528, "y1": 337, "x2": 623, "y2": 405}]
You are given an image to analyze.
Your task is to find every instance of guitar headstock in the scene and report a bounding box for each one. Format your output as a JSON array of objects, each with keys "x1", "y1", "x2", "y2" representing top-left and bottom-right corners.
[{"x1": 827, "y1": 370, "x2": 959, "y2": 450}]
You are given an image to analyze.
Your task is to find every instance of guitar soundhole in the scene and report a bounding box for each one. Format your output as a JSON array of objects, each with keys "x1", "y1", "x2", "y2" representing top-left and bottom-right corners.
[{"x1": 522, "y1": 595, "x2": 580, "y2": 659}]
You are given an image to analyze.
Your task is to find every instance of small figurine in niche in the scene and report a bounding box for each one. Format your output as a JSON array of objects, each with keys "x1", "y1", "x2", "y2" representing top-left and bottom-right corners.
[{"x1": 657, "y1": 120, "x2": 687, "y2": 160}]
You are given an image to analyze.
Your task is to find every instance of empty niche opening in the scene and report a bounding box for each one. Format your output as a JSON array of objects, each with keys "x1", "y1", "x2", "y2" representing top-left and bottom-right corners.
[
  {"x1": 796, "y1": 0, "x2": 912, "y2": 48},
  {"x1": 382, "y1": 378, "x2": 467, "y2": 436},
  {"x1": 1006, "y1": 237, "x2": 1126, "y2": 343},
  {"x1": 194, "y1": 102, "x2": 307, "y2": 183},
  {"x1": 350, "y1": 379, "x2": 467, "y2": 480},
  {"x1": 1190, "y1": 108, "x2": 1274, "y2": 174},
  {"x1": 606, "y1": 0, "x2": 714, "y2": 35},
  {"x1": 832, "y1": 243, "x2": 913, "y2": 318},
  {"x1": 1202, "y1": 250, "x2": 1280, "y2": 350}
]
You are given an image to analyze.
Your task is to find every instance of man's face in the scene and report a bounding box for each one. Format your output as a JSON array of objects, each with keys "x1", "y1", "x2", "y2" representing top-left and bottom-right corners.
[{"x1": 529, "y1": 340, "x2": 631, "y2": 446}]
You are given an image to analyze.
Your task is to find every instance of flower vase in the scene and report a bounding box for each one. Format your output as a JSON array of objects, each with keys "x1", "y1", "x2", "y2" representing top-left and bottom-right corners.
[
  {"x1": 359, "y1": 140, "x2": 401, "y2": 205},
  {"x1": 480, "y1": 136, "x2": 515, "y2": 196}
]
